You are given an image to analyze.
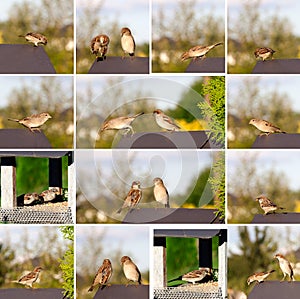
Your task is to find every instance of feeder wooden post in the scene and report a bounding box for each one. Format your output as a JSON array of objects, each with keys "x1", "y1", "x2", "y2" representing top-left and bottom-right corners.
[
  {"x1": 1, "y1": 157, "x2": 17, "y2": 208},
  {"x1": 153, "y1": 236, "x2": 167, "y2": 288},
  {"x1": 68, "y1": 152, "x2": 75, "y2": 219},
  {"x1": 218, "y1": 230, "x2": 227, "y2": 298}
]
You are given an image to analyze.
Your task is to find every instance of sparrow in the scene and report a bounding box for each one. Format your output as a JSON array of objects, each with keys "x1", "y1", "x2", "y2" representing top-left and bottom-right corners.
[
  {"x1": 120, "y1": 256, "x2": 142, "y2": 286},
  {"x1": 121, "y1": 27, "x2": 135, "y2": 58},
  {"x1": 12, "y1": 266, "x2": 43, "y2": 288},
  {"x1": 39, "y1": 189, "x2": 58, "y2": 202},
  {"x1": 254, "y1": 47, "x2": 276, "y2": 61},
  {"x1": 90, "y1": 34, "x2": 110, "y2": 61},
  {"x1": 153, "y1": 177, "x2": 169, "y2": 208},
  {"x1": 255, "y1": 195, "x2": 285, "y2": 215},
  {"x1": 101, "y1": 112, "x2": 144, "y2": 135},
  {"x1": 169, "y1": 267, "x2": 212, "y2": 284},
  {"x1": 247, "y1": 270, "x2": 275, "y2": 285},
  {"x1": 153, "y1": 109, "x2": 180, "y2": 132},
  {"x1": 117, "y1": 181, "x2": 142, "y2": 214},
  {"x1": 181, "y1": 42, "x2": 223, "y2": 61},
  {"x1": 88, "y1": 259, "x2": 113, "y2": 292},
  {"x1": 8, "y1": 112, "x2": 52, "y2": 132},
  {"x1": 24, "y1": 192, "x2": 40, "y2": 205},
  {"x1": 249, "y1": 118, "x2": 286, "y2": 136},
  {"x1": 19, "y1": 32, "x2": 47, "y2": 47},
  {"x1": 274, "y1": 254, "x2": 295, "y2": 282}
]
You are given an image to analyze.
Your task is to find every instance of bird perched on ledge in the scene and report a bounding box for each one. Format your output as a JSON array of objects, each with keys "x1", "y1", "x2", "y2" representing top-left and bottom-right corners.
[
  {"x1": 8, "y1": 112, "x2": 52, "y2": 132},
  {"x1": 249, "y1": 118, "x2": 286, "y2": 135},
  {"x1": 91, "y1": 34, "x2": 110, "y2": 61},
  {"x1": 120, "y1": 256, "x2": 142, "y2": 286},
  {"x1": 153, "y1": 177, "x2": 169, "y2": 208},
  {"x1": 19, "y1": 32, "x2": 47, "y2": 47},
  {"x1": 274, "y1": 254, "x2": 295, "y2": 282},
  {"x1": 12, "y1": 266, "x2": 43, "y2": 288},
  {"x1": 181, "y1": 42, "x2": 223, "y2": 61},
  {"x1": 247, "y1": 270, "x2": 275, "y2": 285},
  {"x1": 88, "y1": 259, "x2": 113, "y2": 292},
  {"x1": 254, "y1": 47, "x2": 276, "y2": 61},
  {"x1": 153, "y1": 109, "x2": 180, "y2": 132},
  {"x1": 117, "y1": 181, "x2": 142, "y2": 214},
  {"x1": 121, "y1": 27, "x2": 135, "y2": 59},
  {"x1": 169, "y1": 267, "x2": 213, "y2": 285},
  {"x1": 255, "y1": 195, "x2": 285, "y2": 215}
]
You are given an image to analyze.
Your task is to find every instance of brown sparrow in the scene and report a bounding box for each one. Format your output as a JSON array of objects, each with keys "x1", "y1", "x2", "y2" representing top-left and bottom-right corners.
[
  {"x1": 274, "y1": 254, "x2": 295, "y2": 282},
  {"x1": 153, "y1": 177, "x2": 169, "y2": 208},
  {"x1": 249, "y1": 118, "x2": 286, "y2": 135},
  {"x1": 255, "y1": 195, "x2": 285, "y2": 215},
  {"x1": 120, "y1": 256, "x2": 142, "y2": 286},
  {"x1": 39, "y1": 189, "x2": 58, "y2": 202},
  {"x1": 13, "y1": 266, "x2": 43, "y2": 288},
  {"x1": 24, "y1": 193, "x2": 40, "y2": 205},
  {"x1": 117, "y1": 181, "x2": 142, "y2": 214},
  {"x1": 169, "y1": 267, "x2": 212, "y2": 284},
  {"x1": 121, "y1": 27, "x2": 135, "y2": 58},
  {"x1": 254, "y1": 47, "x2": 276, "y2": 61},
  {"x1": 91, "y1": 34, "x2": 110, "y2": 61},
  {"x1": 153, "y1": 109, "x2": 180, "y2": 132},
  {"x1": 181, "y1": 42, "x2": 223, "y2": 61},
  {"x1": 19, "y1": 32, "x2": 47, "y2": 47},
  {"x1": 8, "y1": 112, "x2": 52, "y2": 132},
  {"x1": 247, "y1": 270, "x2": 275, "y2": 285},
  {"x1": 88, "y1": 259, "x2": 113, "y2": 292},
  {"x1": 101, "y1": 112, "x2": 144, "y2": 135}
]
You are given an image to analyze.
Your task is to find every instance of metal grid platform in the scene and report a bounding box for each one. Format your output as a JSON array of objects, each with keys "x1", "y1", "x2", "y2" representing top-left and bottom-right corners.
[{"x1": 0, "y1": 207, "x2": 73, "y2": 224}]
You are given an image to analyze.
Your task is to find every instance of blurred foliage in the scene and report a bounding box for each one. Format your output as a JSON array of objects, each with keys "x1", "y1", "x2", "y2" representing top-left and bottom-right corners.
[
  {"x1": 152, "y1": 0, "x2": 224, "y2": 72},
  {"x1": 0, "y1": 227, "x2": 71, "y2": 289},
  {"x1": 59, "y1": 226, "x2": 74, "y2": 299},
  {"x1": 228, "y1": 0, "x2": 300, "y2": 73},
  {"x1": 228, "y1": 77, "x2": 298, "y2": 148},
  {"x1": 228, "y1": 153, "x2": 297, "y2": 224},
  {"x1": 167, "y1": 236, "x2": 219, "y2": 286},
  {"x1": 0, "y1": 77, "x2": 73, "y2": 148},
  {"x1": 76, "y1": 1, "x2": 149, "y2": 73},
  {"x1": 198, "y1": 76, "x2": 225, "y2": 147},
  {"x1": 0, "y1": 0, "x2": 73, "y2": 73}
]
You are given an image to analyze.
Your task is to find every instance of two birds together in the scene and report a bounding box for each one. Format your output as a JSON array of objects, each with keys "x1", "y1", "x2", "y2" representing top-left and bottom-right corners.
[
  {"x1": 8, "y1": 112, "x2": 52, "y2": 132},
  {"x1": 23, "y1": 188, "x2": 60, "y2": 206},
  {"x1": 101, "y1": 109, "x2": 180, "y2": 136},
  {"x1": 91, "y1": 27, "x2": 135, "y2": 61},
  {"x1": 12, "y1": 266, "x2": 43, "y2": 288},
  {"x1": 88, "y1": 256, "x2": 142, "y2": 292},
  {"x1": 116, "y1": 177, "x2": 169, "y2": 214},
  {"x1": 247, "y1": 254, "x2": 295, "y2": 285},
  {"x1": 249, "y1": 118, "x2": 286, "y2": 136}
]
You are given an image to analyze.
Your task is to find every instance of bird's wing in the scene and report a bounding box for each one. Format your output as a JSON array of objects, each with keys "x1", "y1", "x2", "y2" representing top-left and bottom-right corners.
[
  {"x1": 162, "y1": 114, "x2": 181, "y2": 128},
  {"x1": 260, "y1": 198, "x2": 277, "y2": 207},
  {"x1": 18, "y1": 271, "x2": 36, "y2": 282}
]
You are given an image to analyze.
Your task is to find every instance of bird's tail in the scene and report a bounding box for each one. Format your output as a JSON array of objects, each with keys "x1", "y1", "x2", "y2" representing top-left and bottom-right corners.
[
  {"x1": 268, "y1": 270, "x2": 276, "y2": 274},
  {"x1": 7, "y1": 118, "x2": 20, "y2": 122},
  {"x1": 209, "y1": 42, "x2": 223, "y2": 50},
  {"x1": 180, "y1": 51, "x2": 190, "y2": 61},
  {"x1": 18, "y1": 35, "x2": 25, "y2": 38},
  {"x1": 133, "y1": 112, "x2": 144, "y2": 119},
  {"x1": 165, "y1": 202, "x2": 170, "y2": 208},
  {"x1": 88, "y1": 285, "x2": 94, "y2": 292},
  {"x1": 168, "y1": 276, "x2": 183, "y2": 283},
  {"x1": 116, "y1": 208, "x2": 122, "y2": 214}
]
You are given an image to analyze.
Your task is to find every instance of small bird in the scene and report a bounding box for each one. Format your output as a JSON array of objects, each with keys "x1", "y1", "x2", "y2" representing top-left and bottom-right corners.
[
  {"x1": 90, "y1": 34, "x2": 110, "y2": 61},
  {"x1": 121, "y1": 27, "x2": 135, "y2": 58},
  {"x1": 247, "y1": 270, "x2": 275, "y2": 285},
  {"x1": 39, "y1": 189, "x2": 58, "y2": 202},
  {"x1": 153, "y1": 109, "x2": 180, "y2": 132},
  {"x1": 274, "y1": 254, "x2": 295, "y2": 282},
  {"x1": 8, "y1": 112, "x2": 52, "y2": 132},
  {"x1": 249, "y1": 118, "x2": 286, "y2": 136},
  {"x1": 12, "y1": 266, "x2": 43, "y2": 288},
  {"x1": 181, "y1": 42, "x2": 223, "y2": 61},
  {"x1": 117, "y1": 181, "x2": 142, "y2": 214},
  {"x1": 255, "y1": 195, "x2": 285, "y2": 215},
  {"x1": 254, "y1": 47, "x2": 276, "y2": 61},
  {"x1": 19, "y1": 32, "x2": 47, "y2": 47},
  {"x1": 153, "y1": 177, "x2": 169, "y2": 208},
  {"x1": 120, "y1": 256, "x2": 142, "y2": 286},
  {"x1": 88, "y1": 259, "x2": 113, "y2": 292},
  {"x1": 169, "y1": 267, "x2": 212, "y2": 284},
  {"x1": 101, "y1": 112, "x2": 144, "y2": 135},
  {"x1": 24, "y1": 193, "x2": 40, "y2": 205}
]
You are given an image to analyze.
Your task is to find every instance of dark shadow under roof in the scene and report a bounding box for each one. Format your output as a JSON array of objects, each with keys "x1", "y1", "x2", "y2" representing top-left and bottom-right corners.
[
  {"x1": 88, "y1": 56, "x2": 149, "y2": 74},
  {"x1": 0, "y1": 129, "x2": 51, "y2": 148},
  {"x1": 251, "y1": 134, "x2": 300, "y2": 148},
  {"x1": 116, "y1": 131, "x2": 223, "y2": 149},
  {"x1": 185, "y1": 57, "x2": 225, "y2": 73},
  {"x1": 122, "y1": 208, "x2": 222, "y2": 224},
  {"x1": 252, "y1": 213, "x2": 300, "y2": 224},
  {"x1": 93, "y1": 284, "x2": 148, "y2": 299},
  {"x1": 252, "y1": 59, "x2": 300, "y2": 74},
  {"x1": 0, "y1": 151, "x2": 70, "y2": 158},
  {"x1": 0, "y1": 44, "x2": 56, "y2": 74},
  {"x1": 248, "y1": 281, "x2": 300, "y2": 299},
  {"x1": 0, "y1": 288, "x2": 68, "y2": 299},
  {"x1": 154, "y1": 229, "x2": 221, "y2": 239}
]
